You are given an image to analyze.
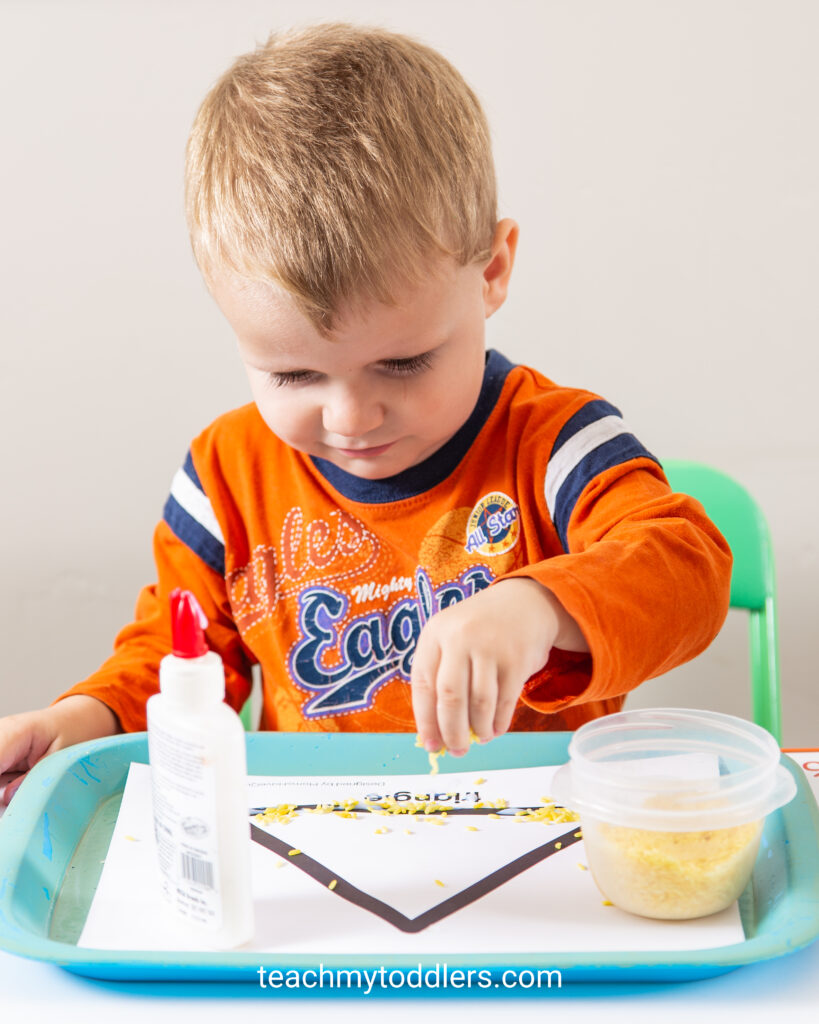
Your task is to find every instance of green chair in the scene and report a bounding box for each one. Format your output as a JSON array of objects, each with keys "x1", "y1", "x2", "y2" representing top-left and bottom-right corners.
[
  {"x1": 239, "y1": 696, "x2": 253, "y2": 731},
  {"x1": 663, "y1": 460, "x2": 782, "y2": 742}
]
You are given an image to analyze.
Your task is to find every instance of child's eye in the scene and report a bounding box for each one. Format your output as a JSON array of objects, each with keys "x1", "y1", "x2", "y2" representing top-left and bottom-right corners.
[
  {"x1": 267, "y1": 369, "x2": 319, "y2": 387},
  {"x1": 380, "y1": 352, "x2": 434, "y2": 376},
  {"x1": 265, "y1": 352, "x2": 433, "y2": 387}
]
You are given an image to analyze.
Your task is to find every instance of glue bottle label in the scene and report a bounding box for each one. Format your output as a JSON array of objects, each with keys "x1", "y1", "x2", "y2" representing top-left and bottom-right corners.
[{"x1": 148, "y1": 718, "x2": 224, "y2": 929}]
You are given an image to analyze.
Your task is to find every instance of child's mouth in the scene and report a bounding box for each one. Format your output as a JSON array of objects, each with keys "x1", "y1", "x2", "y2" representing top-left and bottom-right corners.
[{"x1": 337, "y1": 442, "x2": 395, "y2": 458}]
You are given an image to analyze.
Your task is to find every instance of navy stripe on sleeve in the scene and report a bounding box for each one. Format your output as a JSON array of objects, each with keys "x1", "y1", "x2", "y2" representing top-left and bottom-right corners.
[
  {"x1": 162, "y1": 451, "x2": 226, "y2": 576},
  {"x1": 545, "y1": 401, "x2": 659, "y2": 551},
  {"x1": 552, "y1": 436, "x2": 659, "y2": 550}
]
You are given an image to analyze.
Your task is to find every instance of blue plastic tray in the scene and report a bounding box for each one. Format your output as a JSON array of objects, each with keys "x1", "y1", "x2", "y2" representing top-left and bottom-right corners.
[{"x1": 0, "y1": 732, "x2": 818, "y2": 984}]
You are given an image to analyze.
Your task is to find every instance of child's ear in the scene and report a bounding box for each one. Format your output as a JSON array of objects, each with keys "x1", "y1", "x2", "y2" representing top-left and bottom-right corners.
[{"x1": 482, "y1": 218, "x2": 519, "y2": 317}]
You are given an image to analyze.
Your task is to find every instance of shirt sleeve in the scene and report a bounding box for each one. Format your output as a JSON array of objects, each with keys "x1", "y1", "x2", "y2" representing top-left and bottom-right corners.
[
  {"x1": 501, "y1": 400, "x2": 733, "y2": 715},
  {"x1": 53, "y1": 451, "x2": 255, "y2": 732}
]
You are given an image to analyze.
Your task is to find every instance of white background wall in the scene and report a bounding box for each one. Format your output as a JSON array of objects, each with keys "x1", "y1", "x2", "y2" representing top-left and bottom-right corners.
[{"x1": 1, "y1": 0, "x2": 816, "y2": 742}]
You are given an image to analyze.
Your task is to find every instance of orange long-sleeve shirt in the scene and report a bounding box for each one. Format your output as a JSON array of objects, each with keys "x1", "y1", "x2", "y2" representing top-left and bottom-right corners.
[{"x1": 57, "y1": 351, "x2": 732, "y2": 733}]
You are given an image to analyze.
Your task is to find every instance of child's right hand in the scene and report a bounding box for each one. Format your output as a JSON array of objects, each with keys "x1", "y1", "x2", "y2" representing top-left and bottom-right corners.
[{"x1": 0, "y1": 696, "x2": 121, "y2": 804}]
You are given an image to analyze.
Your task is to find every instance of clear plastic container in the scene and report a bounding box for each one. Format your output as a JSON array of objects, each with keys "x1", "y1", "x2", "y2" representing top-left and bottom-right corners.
[{"x1": 551, "y1": 708, "x2": 797, "y2": 919}]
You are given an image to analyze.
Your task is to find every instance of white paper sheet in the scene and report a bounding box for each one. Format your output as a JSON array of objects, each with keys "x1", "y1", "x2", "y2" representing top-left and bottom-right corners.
[{"x1": 78, "y1": 761, "x2": 745, "y2": 954}]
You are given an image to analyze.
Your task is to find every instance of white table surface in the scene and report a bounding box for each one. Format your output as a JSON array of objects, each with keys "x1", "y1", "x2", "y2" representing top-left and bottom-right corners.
[
  {"x1": 1, "y1": 937, "x2": 817, "y2": 1024},
  {"x1": 2, "y1": 752, "x2": 817, "y2": 1023}
]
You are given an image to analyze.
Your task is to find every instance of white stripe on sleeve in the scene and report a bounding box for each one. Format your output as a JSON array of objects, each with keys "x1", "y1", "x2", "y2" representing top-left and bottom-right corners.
[
  {"x1": 169, "y1": 467, "x2": 225, "y2": 544},
  {"x1": 544, "y1": 415, "x2": 632, "y2": 516}
]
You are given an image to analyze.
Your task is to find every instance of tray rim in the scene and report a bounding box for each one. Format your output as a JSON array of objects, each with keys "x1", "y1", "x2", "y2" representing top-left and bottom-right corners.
[{"x1": 1, "y1": 731, "x2": 818, "y2": 983}]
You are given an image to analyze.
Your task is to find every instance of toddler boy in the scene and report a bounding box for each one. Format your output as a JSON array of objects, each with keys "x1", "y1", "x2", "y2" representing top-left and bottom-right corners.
[{"x1": 0, "y1": 24, "x2": 731, "y2": 802}]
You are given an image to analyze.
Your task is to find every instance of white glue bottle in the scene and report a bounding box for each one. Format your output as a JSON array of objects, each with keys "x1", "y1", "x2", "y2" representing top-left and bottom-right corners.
[{"x1": 147, "y1": 587, "x2": 254, "y2": 948}]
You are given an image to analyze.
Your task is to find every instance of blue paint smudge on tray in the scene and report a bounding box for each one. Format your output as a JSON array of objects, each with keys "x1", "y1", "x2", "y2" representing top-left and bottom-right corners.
[
  {"x1": 78, "y1": 758, "x2": 101, "y2": 783},
  {"x1": 42, "y1": 813, "x2": 53, "y2": 861}
]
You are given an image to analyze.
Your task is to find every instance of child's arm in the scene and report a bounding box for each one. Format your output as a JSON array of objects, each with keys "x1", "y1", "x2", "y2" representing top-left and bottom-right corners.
[
  {"x1": 411, "y1": 462, "x2": 732, "y2": 754},
  {"x1": 49, "y1": 435, "x2": 256, "y2": 735},
  {"x1": 0, "y1": 695, "x2": 121, "y2": 804},
  {"x1": 50, "y1": 520, "x2": 255, "y2": 733},
  {"x1": 1, "y1": 439, "x2": 253, "y2": 801}
]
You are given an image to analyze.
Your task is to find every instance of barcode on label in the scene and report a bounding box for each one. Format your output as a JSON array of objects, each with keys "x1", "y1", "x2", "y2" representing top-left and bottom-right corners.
[{"x1": 180, "y1": 853, "x2": 214, "y2": 889}]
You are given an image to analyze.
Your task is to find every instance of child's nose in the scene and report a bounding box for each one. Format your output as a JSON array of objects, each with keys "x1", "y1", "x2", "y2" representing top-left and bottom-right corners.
[{"x1": 322, "y1": 385, "x2": 385, "y2": 439}]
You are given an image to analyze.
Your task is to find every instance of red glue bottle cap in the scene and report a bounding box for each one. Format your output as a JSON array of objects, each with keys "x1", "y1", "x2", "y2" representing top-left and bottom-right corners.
[{"x1": 170, "y1": 588, "x2": 209, "y2": 658}]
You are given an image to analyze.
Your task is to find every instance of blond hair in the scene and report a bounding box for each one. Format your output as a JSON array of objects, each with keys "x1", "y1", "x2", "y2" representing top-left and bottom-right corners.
[{"x1": 185, "y1": 23, "x2": 497, "y2": 329}]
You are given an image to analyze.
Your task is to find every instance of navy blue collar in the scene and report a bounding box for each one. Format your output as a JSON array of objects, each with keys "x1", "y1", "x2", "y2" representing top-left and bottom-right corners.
[{"x1": 310, "y1": 349, "x2": 514, "y2": 504}]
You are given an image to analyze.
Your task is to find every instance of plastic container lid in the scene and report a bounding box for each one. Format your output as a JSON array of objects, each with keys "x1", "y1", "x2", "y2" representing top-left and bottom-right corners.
[{"x1": 551, "y1": 707, "x2": 796, "y2": 831}]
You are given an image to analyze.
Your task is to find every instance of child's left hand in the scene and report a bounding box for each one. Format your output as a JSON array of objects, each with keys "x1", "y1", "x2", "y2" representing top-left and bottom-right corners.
[{"x1": 410, "y1": 577, "x2": 587, "y2": 755}]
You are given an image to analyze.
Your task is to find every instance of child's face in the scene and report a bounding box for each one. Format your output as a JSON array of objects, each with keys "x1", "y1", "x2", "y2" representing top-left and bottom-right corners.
[{"x1": 210, "y1": 250, "x2": 511, "y2": 480}]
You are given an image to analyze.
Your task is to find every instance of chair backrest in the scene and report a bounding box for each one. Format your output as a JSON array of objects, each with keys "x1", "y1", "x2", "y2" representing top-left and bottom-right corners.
[{"x1": 663, "y1": 460, "x2": 781, "y2": 740}]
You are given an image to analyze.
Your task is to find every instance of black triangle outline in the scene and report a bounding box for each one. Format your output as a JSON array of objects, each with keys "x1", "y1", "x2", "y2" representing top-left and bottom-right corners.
[{"x1": 250, "y1": 819, "x2": 582, "y2": 933}]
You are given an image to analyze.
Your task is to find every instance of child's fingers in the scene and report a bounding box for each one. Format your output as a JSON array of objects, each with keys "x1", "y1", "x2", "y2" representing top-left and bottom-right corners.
[
  {"x1": 0, "y1": 715, "x2": 38, "y2": 777},
  {"x1": 468, "y1": 655, "x2": 497, "y2": 743},
  {"x1": 0, "y1": 771, "x2": 26, "y2": 805},
  {"x1": 492, "y1": 668, "x2": 522, "y2": 737},
  {"x1": 433, "y1": 648, "x2": 471, "y2": 755},
  {"x1": 410, "y1": 635, "x2": 443, "y2": 751}
]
